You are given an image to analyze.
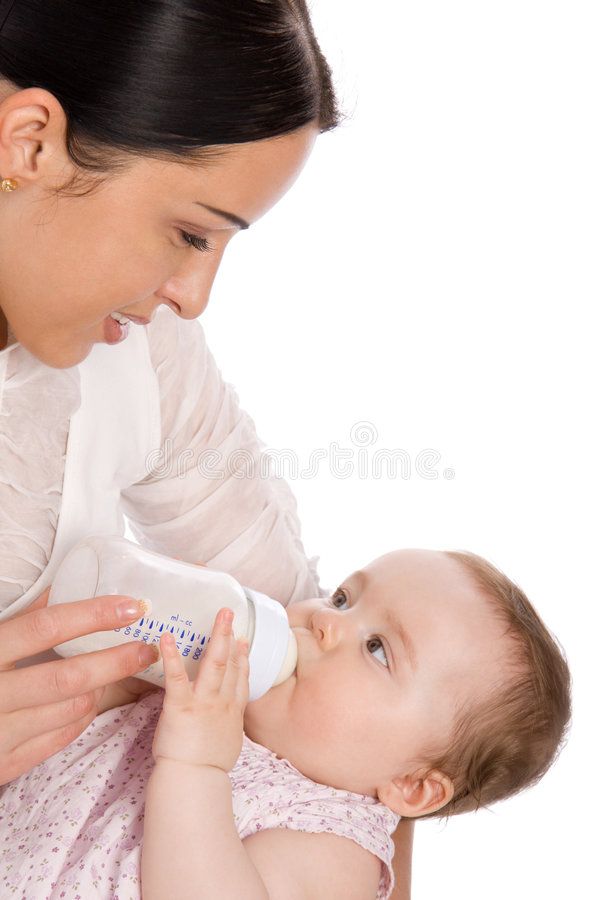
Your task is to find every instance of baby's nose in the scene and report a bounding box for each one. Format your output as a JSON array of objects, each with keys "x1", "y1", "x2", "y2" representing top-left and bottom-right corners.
[{"x1": 311, "y1": 609, "x2": 341, "y2": 650}]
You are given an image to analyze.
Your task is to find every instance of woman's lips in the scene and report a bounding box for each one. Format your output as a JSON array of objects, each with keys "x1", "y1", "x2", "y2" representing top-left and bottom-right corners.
[
  {"x1": 102, "y1": 311, "x2": 151, "y2": 345},
  {"x1": 122, "y1": 313, "x2": 151, "y2": 325},
  {"x1": 103, "y1": 315, "x2": 130, "y2": 345}
]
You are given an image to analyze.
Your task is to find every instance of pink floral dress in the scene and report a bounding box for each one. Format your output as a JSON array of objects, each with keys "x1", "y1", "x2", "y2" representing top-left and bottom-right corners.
[{"x1": 0, "y1": 693, "x2": 399, "y2": 899}]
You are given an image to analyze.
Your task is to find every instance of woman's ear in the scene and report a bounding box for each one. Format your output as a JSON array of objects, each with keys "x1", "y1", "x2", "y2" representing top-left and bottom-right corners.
[
  {"x1": 377, "y1": 769, "x2": 454, "y2": 818},
  {"x1": 0, "y1": 88, "x2": 68, "y2": 184}
]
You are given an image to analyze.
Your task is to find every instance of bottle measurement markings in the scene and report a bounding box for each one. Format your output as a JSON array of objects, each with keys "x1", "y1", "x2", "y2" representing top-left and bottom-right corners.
[{"x1": 116, "y1": 612, "x2": 210, "y2": 660}]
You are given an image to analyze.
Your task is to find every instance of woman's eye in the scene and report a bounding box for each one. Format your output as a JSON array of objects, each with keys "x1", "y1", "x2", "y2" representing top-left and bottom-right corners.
[
  {"x1": 179, "y1": 230, "x2": 214, "y2": 253},
  {"x1": 327, "y1": 589, "x2": 389, "y2": 668}
]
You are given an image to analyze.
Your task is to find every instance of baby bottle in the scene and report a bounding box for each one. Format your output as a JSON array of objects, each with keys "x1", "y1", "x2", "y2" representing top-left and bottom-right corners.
[{"x1": 47, "y1": 535, "x2": 298, "y2": 701}]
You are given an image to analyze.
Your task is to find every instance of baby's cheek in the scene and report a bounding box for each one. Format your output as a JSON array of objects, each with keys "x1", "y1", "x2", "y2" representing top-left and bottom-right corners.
[{"x1": 294, "y1": 679, "x2": 355, "y2": 741}]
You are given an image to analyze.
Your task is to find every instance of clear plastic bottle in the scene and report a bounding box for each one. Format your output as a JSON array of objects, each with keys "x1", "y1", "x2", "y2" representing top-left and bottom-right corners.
[{"x1": 47, "y1": 535, "x2": 298, "y2": 701}]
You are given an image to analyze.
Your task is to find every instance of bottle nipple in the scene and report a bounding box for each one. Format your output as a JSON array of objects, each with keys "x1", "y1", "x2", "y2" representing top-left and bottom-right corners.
[{"x1": 272, "y1": 628, "x2": 298, "y2": 686}]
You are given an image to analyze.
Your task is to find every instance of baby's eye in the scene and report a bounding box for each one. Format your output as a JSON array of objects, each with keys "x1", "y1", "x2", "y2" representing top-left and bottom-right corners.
[
  {"x1": 328, "y1": 588, "x2": 349, "y2": 609},
  {"x1": 365, "y1": 636, "x2": 389, "y2": 668},
  {"x1": 327, "y1": 589, "x2": 390, "y2": 668}
]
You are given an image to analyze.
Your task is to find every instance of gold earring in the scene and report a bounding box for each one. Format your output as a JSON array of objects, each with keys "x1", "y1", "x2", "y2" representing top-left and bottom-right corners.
[{"x1": 1, "y1": 178, "x2": 18, "y2": 192}]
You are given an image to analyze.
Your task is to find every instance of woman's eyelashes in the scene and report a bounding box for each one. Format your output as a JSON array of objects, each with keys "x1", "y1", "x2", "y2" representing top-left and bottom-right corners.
[
  {"x1": 327, "y1": 588, "x2": 390, "y2": 669},
  {"x1": 178, "y1": 229, "x2": 214, "y2": 253}
]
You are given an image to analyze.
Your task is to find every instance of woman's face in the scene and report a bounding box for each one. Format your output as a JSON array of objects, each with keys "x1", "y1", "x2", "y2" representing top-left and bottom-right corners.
[{"x1": 0, "y1": 86, "x2": 318, "y2": 368}]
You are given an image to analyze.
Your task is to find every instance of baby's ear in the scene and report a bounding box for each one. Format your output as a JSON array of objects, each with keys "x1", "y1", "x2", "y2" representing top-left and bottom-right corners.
[{"x1": 377, "y1": 769, "x2": 454, "y2": 818}]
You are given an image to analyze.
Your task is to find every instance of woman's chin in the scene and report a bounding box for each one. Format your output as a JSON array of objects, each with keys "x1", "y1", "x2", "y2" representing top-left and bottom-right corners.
[{"x1": 28, "y1": 336, "x2": 94, "y2": 370}]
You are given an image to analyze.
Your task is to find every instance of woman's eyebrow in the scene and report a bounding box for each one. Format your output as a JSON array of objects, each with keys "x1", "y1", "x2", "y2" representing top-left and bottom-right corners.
[
  {"x1": 352, "y1": 569, "x2": 418, "y2": 672},
  {"x1": 193, "y1": 201, "x2": 250, "y2": 231}
]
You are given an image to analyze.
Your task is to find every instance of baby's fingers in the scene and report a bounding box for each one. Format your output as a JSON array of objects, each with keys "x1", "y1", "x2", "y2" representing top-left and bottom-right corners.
[
  {"x1": 159, "y1": 634, "x2": 192, "y2": 703},
  {"x1": 194, "y1": 608, "x2": 235, "y2": 695},
  {"x1": 220, "y1": 634, "x2": 249, "y2": 699},
  {"x1": 234, "y1": 639, "x2": 250, "y2": 707}
]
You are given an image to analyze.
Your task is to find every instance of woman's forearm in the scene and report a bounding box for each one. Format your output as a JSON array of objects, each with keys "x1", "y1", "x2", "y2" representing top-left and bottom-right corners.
[
  {"x1": 389, "y1": 819, "x2": 414, "y2": 900},
  {"x1": 142, "y1": 760, "x2": 269, "y2": 900}
]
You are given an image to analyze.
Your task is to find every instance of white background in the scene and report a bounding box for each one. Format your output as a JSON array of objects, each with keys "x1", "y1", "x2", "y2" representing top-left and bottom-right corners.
[{"x1": 200, "y1": 3, "x2": 596, "y2": 897}]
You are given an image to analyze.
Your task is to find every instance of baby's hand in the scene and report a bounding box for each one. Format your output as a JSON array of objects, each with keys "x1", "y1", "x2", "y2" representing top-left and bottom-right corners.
[{"x1": 151, "y1": 608, "x2": 250, "y2": 773}]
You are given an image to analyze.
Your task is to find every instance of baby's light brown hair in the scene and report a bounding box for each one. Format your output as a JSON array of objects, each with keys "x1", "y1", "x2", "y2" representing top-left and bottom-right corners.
[{"x1": 419, "y1": 550, "x2": 571, "y2": 819}]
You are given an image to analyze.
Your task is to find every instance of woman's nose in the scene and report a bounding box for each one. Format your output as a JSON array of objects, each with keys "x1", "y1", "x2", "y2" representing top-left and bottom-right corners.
[
  {"x1": 156, "y1": 281, "x2": 211, "y2": 321},
  {"x1": 177, "y1": 291, "x2": 211, "y2": 320},
  {"x1": 159, "y1": 246, "x2": 226, "y2": 319},
  {"x1": 169, "y1": 273, "x2": 214, "y2": 320}
]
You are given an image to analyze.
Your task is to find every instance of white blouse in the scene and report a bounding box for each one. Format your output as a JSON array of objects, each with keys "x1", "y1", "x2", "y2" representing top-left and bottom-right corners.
[{"x1": 0, "y1": 306, "x2": 325, "y2": 614}]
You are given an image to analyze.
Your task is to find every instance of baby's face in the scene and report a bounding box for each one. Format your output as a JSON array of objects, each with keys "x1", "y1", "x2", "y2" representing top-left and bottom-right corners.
[{"x1": 243, "y1": 548, "x2": 512, "y2": 811}]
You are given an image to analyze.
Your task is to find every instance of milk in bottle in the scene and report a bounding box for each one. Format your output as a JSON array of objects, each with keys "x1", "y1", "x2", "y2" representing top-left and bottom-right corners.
[{"x1": 47, "y1": 535, "x2": 298, "y2": 701}]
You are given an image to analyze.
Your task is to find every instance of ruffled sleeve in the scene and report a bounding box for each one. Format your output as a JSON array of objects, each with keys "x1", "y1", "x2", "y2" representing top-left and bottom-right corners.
[{"x1": 120, "y1": 307, "x2": 327, "y2": 606}]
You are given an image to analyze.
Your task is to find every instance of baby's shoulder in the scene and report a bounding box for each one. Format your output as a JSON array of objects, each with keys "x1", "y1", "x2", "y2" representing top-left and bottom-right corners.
[{"x1": 242, "y1": 826, "x2": 382, "y2": 899}]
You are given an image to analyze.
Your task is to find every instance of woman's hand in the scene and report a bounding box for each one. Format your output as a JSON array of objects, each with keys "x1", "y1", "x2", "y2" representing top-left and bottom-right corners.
[
  {"x1": 0, "y1": 585, "x2": 160, "y2": 786},
  {"x1": 151, "y1": 607, "x2": 249, "y2": 773}
]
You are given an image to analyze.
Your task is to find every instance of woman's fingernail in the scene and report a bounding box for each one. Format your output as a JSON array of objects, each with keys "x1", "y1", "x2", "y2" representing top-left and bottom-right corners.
[
  {"x1": 139, "y1": 643, "x2": 160, "y2": 666},
  {"x1": 116, "y1": 598, "x2": 150, "y2": 623}
]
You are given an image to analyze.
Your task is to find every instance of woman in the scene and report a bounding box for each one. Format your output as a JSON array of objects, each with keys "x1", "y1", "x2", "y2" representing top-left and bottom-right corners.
[{"x1": 0, "y1": 1, "x2": 413, "y2": 895}]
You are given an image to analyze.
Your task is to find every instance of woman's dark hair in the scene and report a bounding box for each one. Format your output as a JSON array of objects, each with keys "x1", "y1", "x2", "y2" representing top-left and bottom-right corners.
[{"x1": 0, "y1": 0, "x2": 342, "y2": 195}]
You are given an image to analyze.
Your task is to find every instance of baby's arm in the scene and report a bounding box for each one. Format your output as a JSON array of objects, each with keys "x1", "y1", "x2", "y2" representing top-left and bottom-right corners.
[
  {"x1": 141, "y1": 611, "x2": 272, "y2": 899},
  {"x1": 143, "y1": 761, "x2": 382, "y2": 900},
  {"x1": 142, "y1": 612, "x2": 382, "y2": 899},
  {"x1": 143, "y1": 760, "x2": 271, "y2": 899}
]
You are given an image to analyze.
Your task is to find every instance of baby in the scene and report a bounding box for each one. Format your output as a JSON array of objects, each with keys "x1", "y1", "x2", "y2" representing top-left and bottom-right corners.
[
  {"x1": 0, "y1": 548, "x2": 570, "y2": 899},
  {"x1": 137, "y1": 548, "x2": 571, "y2": 900}
]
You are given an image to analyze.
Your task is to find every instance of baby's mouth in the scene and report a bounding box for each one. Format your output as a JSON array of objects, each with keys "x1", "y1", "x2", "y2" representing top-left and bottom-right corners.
[{"x1": 290, "y1": 626, "x2": 314, "y2": 679}]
